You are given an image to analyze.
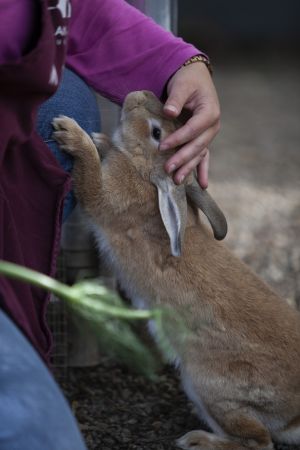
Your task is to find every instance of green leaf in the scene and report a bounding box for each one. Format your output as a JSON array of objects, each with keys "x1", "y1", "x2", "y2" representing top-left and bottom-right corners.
[{"x1": 0, "y1": 260, "x2": 187, "y2": 377}]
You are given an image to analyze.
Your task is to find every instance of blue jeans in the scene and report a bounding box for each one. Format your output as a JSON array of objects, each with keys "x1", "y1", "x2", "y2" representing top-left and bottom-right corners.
[
  {"x1": 0, "y1": 309, "x2": 87, "y2": 450},
  {"x1": 0, "y1": 69, "x2": 101, "y2": 450},
  {"x1": 37, "y1": 68, "x2": 101, "y2": 221}
]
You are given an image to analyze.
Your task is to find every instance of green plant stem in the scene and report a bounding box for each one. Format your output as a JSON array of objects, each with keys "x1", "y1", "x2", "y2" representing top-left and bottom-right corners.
[
  {"x1": 0, "y1": 260, "x2": 160, "y2": 321},
  {"x1": 0, "y1": 260, "x2": 71, "y2": 299}
]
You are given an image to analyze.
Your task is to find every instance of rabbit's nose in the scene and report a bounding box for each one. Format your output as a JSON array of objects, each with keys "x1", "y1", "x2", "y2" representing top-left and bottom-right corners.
[{"x1": 124, "y1": 90, "x2": 146, "y2": 104}]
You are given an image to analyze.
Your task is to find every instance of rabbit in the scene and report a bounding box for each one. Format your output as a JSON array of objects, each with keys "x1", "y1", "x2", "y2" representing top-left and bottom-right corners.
[{"x1": 52, "y1": 90, "x2": 300, "y2": 450}]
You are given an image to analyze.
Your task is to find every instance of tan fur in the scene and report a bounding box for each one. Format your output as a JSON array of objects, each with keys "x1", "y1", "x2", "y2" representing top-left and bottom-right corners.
[{"x1": 53, "y1": 91, "x2": 300, "y2": 450}]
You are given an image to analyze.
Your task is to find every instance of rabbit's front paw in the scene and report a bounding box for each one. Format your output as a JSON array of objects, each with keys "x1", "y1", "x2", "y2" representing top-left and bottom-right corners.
[{"x1": 52, "y1": 115, "x2": 91, "y2": 156}]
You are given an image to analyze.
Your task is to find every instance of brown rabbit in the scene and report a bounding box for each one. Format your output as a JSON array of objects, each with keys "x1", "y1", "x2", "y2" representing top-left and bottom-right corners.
[{"x1": 53, "y1": 91, "x2": 300, "y2": 450}]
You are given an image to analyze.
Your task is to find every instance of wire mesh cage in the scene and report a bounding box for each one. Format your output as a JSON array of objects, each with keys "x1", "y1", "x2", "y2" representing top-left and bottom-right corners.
[
  {"x1": 47, "y1": 205, "x2": 103, "y2": 379},
  {"x1": 46, "y1": 250, "x2": 69, "y2": 383}
]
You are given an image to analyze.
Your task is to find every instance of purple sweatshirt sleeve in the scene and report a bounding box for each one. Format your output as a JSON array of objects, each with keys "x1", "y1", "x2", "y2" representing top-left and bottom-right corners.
[{"x1": 66, "y1": 0, "x2": 202, "y2": 104}]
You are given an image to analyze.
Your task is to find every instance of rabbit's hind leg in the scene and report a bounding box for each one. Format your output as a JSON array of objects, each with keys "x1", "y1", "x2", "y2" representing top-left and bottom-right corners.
[
  {"x1": 177, "y1": 408, "x2": 274, "y2": 450},
  {"x1": 177, "y1": 429, "x2": 250, "y2": 450}
]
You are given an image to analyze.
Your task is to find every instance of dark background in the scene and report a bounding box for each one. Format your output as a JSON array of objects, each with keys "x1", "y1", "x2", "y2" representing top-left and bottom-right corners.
[
  {"x1": 177, "y1": 0, "x2": 300, "y2": 308},
  {"x1": 178, "y1": 0, "x2": 300, "y2": 61}
]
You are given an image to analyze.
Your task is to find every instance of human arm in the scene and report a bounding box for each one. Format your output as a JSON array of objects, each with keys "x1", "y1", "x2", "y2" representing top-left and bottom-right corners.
[{"x1": 67, "y1": 0, "x2": 203, "y2": 102}]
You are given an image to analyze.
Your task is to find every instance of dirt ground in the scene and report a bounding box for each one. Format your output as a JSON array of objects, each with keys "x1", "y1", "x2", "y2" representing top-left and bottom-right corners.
[{"x1": 59, "y1": 62, "x2": 300, "y2": 450}]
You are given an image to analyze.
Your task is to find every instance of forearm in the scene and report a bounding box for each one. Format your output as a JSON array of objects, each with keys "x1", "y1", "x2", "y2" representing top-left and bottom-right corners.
[{"x1": 67, "y1": 0, "x2": 204, "y2": 104}]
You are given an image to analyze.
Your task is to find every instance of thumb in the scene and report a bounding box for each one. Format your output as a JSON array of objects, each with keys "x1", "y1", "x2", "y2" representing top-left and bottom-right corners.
[{"x1": 163, "y1": 83, "x2": 187, "y2": 118}]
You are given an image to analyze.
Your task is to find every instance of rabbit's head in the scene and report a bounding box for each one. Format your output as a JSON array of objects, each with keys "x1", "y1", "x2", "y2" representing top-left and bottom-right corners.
[
  {"x1": 117, "y1": 90, "x2": 178, "y2": 173},
  {"x1": 118, "y1": 90, "x2": 227, "y2": 256}
]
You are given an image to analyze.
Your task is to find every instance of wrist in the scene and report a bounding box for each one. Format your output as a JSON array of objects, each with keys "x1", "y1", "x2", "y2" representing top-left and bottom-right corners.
[{"x1": 182, "y1": 54, "x2": 213, "y2": 75}]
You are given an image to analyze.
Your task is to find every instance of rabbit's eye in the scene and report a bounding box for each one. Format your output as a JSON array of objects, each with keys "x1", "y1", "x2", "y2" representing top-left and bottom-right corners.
[{"x1": 151, "y1": 126, "x2": 161, "y2": 141}]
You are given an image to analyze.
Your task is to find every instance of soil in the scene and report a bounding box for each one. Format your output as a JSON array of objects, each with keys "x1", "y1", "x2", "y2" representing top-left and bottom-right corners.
[{"x1": 57, "y1": 61, "x2": 300, "y2": 450}]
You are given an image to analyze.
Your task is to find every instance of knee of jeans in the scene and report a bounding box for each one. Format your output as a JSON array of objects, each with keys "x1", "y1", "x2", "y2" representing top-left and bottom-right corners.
[
  {"x1": 36, "y1": 69, "x2": 102, "y2": 221},
  {"x1": 36, "y1": 68, "x2": 101, "y2": 222},
  {"x1": 37, "y1": 68, "x2": 101, "y2": 171},
  {"x1": 37, "y1": 68, "x2": 101, "y2": 143}
]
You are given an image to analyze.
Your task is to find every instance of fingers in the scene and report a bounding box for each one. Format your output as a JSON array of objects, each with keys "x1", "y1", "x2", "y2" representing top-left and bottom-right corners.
[
  {"x1": 163, "y1": 85, "x2": 189, "y2": 118},
  {"x1": 161, "y1": 106, "x2": 220, "y2": 151},
  {"x1": 164, "y1": 124, "x2": 216, "y2": 184},
  {"x1": 166, "y1": 147, "x2": 210, "y2": 188},
  {"x1": 171, "y1": 152, "x2": 204, "y2": 184},
  {"x1": 178, "y1": 149, "x2": 210, "y2": 189},
  {"x1": 164, "y1": 144, "x2": 210, "y2": 187}
]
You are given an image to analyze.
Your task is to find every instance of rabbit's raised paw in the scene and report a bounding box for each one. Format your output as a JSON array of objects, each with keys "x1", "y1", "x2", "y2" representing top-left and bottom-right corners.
[{"x1": 52, "y1": 115, "x2": 93, "y2": 155}]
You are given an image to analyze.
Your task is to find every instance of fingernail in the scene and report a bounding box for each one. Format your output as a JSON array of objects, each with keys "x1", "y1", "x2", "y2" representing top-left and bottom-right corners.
[
  {"x1": 168, "y1": 164, "x2": 176, "y2": 173},
  {"x1": 164, "y1": 104, "x2": 178, "y2": 114},
  {"x1": 178, "y1": 174, "x2": 185, "y2": 184}
]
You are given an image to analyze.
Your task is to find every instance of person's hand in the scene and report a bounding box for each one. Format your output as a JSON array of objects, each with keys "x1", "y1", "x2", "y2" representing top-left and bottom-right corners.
[{"x1": 160, "y1": 61, "x2": 220, "y2": 189}]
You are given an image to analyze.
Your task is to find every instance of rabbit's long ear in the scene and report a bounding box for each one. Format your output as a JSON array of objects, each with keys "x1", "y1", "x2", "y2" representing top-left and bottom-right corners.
[
  {"x1": 186, "y1": 179, "x2": 228, "y2": 240},
  {"x1": 150, "y1": 171, "x2": 187, "y2": 257}
]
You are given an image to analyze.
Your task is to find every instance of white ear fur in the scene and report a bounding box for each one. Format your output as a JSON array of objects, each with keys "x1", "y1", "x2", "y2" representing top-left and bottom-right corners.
[{"x1": 150, "y1": 171, "x2": 187, "y2": 257}]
